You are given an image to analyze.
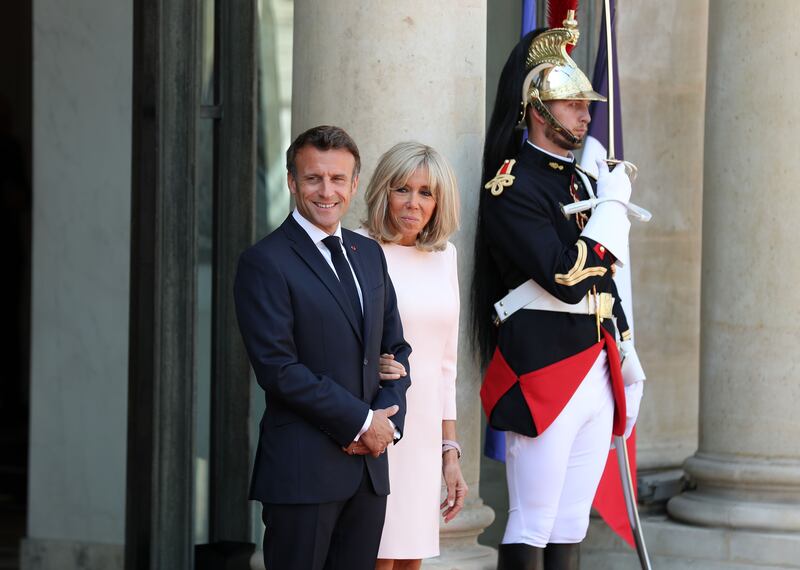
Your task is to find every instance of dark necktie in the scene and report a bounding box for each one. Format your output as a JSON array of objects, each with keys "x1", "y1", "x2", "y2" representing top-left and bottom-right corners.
[{"x1": 322, "y1": 235, "x2": 362, "y2": 324}]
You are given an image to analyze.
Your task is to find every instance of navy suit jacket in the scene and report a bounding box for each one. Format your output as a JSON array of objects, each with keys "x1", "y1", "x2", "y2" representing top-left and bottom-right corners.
[{"x1": 234, "y1": 214, "x2": 412, "y2": 504}]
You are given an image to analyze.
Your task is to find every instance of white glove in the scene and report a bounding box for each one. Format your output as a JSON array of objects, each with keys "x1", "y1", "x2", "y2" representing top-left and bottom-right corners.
[
  {"x1": 623, "y1": 380, "x2": 644, "y2": 440},
  {"x1": 581, "y1": 159, "x2": 633, "y2": 265},
  {"x1": 595, "y1": 158, "x2": 632, "y2": 205},
  {"x1": 619, "y1": 340, "x2": 646, "y2": 386}
]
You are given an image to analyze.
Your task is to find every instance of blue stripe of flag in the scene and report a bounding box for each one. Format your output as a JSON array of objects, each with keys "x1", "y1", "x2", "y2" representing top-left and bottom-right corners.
[{"x1": 587, "y1": 0, "x2": 624, "y2": 159}]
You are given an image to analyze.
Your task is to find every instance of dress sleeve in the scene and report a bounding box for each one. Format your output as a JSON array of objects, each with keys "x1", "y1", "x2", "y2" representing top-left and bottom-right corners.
[{"x1": 441, "y1": 243, "x2": 459, "y2": 421}]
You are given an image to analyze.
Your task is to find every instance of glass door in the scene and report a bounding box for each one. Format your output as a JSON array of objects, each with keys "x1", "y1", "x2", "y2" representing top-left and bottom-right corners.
[
  {"x1": 126, "y1": 0, "x2": 258, "y2": 567},
  {"x1": 194, "y1": 0, "x2": 216, "y2": 545}
]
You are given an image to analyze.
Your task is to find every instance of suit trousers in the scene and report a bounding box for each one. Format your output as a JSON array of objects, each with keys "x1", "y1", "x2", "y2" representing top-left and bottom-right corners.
[
  {"x1": 502, "y1": 349, "x2": 614, "y2": 547},
  {"x1": 261, "y1": 461, "x2": 387, "y2": 570}
]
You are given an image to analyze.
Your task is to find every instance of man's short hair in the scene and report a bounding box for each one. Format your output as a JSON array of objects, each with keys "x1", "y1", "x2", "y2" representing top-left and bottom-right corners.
[{"x1": 286, "y1": 125, "x2": 361, "y2": 178}]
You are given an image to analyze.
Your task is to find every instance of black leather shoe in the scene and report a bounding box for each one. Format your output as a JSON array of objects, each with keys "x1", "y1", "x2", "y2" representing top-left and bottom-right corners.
[
  {"x1": 543, "y1": 542, "x2": 580, "y2": 570},
  {"x1": 497, "y1": 543, "x2": 544, "y2": 570}
]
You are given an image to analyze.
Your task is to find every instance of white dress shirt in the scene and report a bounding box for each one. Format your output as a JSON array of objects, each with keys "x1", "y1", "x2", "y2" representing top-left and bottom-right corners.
[{"x1": 291, "y1": 209, "x2": 363, "y2": 311}]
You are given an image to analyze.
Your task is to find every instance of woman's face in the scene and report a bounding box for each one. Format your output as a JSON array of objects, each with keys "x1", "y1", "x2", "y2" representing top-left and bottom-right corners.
[{"x1": 388, "y1": 167, "x2": 437, "y2": 246}]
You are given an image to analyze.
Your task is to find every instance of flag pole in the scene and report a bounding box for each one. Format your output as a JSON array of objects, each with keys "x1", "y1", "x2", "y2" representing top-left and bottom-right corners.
[
  {"x1": 603, "y1": 0, "x2": 640, "y2": 183},
  {"x1": 604, "y1": 0, "x2": 616, "y2": 159},
  {"x1": 563, "y1": 0, "x2": 651, "y2": 221}
]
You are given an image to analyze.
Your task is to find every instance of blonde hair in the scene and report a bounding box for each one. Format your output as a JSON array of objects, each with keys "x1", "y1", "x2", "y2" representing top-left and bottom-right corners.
[{"x1": 363, "y1": 142, "x2": 460, "y2": 252}]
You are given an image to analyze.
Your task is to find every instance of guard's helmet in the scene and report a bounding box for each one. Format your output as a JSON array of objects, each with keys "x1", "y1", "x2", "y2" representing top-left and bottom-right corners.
[{"x1": 518, "y1": 11, "x2": 605, "y2": 143}]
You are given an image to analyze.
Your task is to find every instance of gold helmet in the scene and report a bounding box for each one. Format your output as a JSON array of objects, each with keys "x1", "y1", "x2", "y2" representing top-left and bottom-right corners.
[{"x1": 518, "y1": 10, "x2": 605, "y2": 142}]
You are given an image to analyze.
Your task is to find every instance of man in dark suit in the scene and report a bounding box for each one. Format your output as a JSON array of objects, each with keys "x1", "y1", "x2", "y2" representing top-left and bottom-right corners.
[{"x1": 234, "y1": 125, "x2": 412, "y2": 570}]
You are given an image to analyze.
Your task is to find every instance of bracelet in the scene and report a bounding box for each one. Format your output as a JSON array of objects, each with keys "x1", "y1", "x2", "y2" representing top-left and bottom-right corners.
[{"x1": 442, "y1": 439, "x2": 462, "y2": 459}]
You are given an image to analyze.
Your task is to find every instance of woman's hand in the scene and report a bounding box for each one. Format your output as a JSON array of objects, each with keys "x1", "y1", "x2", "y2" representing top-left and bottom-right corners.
[
  {"x1": 441, "y1": 450, "x2": 468, "y2": 523},
  {"x1": 379, "y1": 353, "x2": 407, "y2": 380}
]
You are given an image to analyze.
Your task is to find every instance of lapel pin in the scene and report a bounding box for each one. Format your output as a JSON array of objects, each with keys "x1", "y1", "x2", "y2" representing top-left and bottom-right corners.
[{"x1": 350, "y1": 244, "x2": 357, "y2": 251}]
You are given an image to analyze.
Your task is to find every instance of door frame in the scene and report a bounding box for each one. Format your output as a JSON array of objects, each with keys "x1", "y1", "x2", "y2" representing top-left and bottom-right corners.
[{"x1": 126, "y1": 1, "x2": 257, "y2": 566}]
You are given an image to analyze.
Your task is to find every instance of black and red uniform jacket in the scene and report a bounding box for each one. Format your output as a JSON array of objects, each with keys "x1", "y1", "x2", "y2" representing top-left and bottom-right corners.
[{"x1": 480, "y1": 142, "x2": 631, "y2": 438}]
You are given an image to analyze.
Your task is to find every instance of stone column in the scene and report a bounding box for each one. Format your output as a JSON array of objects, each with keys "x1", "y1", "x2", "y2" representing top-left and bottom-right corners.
[
  {"x1": 616, "y1": 0, "x2": 707, "y2": 472},
  {"x1": 668, "y1": 0, "x2": 800, "y2": 546},
  {"x1": 291, "y1": 2, "x2": 495, "y2": 569},
  {"x1": 582, "y1": 2, "x2": 710, "y2": 565}
]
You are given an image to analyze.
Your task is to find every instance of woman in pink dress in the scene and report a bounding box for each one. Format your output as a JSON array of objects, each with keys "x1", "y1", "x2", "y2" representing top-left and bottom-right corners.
[{"x1": 354, "y1": 141, "x2": 467, "y2": 570}]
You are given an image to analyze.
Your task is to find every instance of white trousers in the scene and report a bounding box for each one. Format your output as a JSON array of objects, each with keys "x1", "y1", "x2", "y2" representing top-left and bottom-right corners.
[{"x1": 502, "y1": 349, "x2": 614, "y2": 547}]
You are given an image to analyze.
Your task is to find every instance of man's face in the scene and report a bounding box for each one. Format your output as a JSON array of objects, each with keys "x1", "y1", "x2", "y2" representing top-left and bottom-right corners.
[
  {"x1": 288, "y1": 146, "x2": 358, "y2": 234},
  {"x1": 543, "y1": 99, "x2": 591, "y2": 151}
]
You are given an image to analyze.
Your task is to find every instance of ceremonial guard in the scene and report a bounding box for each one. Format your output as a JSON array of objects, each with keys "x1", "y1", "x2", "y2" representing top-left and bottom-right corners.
[{"x1": 471, "y1": 11, "x2": 646, "y2": 570}]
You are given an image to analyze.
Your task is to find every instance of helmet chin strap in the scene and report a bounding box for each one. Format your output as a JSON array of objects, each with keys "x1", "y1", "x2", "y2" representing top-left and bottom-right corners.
[{"x1": 530, "y1": 97, "x2": 583, "y2": 147}]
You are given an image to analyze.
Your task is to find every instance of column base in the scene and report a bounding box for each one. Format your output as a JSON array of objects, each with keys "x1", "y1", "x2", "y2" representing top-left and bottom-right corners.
[
  {"x1": 250, "y1": 550, "x2": 264, "y2": 570},
  {"x1": 423, "y1": 498, "x2": 497, "y2": 569},
  {"x1": 668, "y1": 453, "x2": 800, "y2": 531},
  {"x1": 422, "y1": 543, "x2": 497, "y2": 570},
  {"x1": 21, "y1": 538, "x2": 123, "y2": 570},
  {"x1": 668, "y1": 491, "x2": 800, "y2": 532},
  {"x1": 583, "y1": 514, "x2": 800, "y2": 569}
]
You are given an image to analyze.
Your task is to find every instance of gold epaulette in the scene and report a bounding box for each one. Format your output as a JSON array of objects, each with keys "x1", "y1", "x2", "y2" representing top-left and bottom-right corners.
[
  {"x1": 484, "y1": 159, "x2": 516, "y2": 196},
  {"x1": 575, "y1": 163, "x2": 597, "y2": 181}
]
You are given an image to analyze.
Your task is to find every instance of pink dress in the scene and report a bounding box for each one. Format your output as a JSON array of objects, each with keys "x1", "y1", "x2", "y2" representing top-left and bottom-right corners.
[{"x1": 356, "y1": 230, "x2": 459, "y2": 560}]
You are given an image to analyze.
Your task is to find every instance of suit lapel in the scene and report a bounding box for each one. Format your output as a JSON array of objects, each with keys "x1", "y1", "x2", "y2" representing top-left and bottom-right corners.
[
  {"x1": 342, "y1": 230, "x2": 372, "y2": 397},
  {"x1": 342, "y1": 230, "x2": 371, "y2": 340},
  {"x1": 283, "y1": 216, "x2": 363, "y2": 343}
]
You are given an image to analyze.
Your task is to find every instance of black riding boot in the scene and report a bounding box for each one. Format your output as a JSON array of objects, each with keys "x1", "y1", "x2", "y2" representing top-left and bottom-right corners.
[
  {"x1": 497, "y1": 543, "x2": 544, "y2": 570},
  {"x1": 543, "y1": 542, "x2": 580, "y2": 570}
]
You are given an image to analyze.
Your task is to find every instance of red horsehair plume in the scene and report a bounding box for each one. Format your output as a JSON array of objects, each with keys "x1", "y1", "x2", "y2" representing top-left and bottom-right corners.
[
  {"x1": 547, "y1": 0, "x2": 579, "y2": 28},
  {"x1": 547, "y1": 0, "x2": 579, "y2": 53}
]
